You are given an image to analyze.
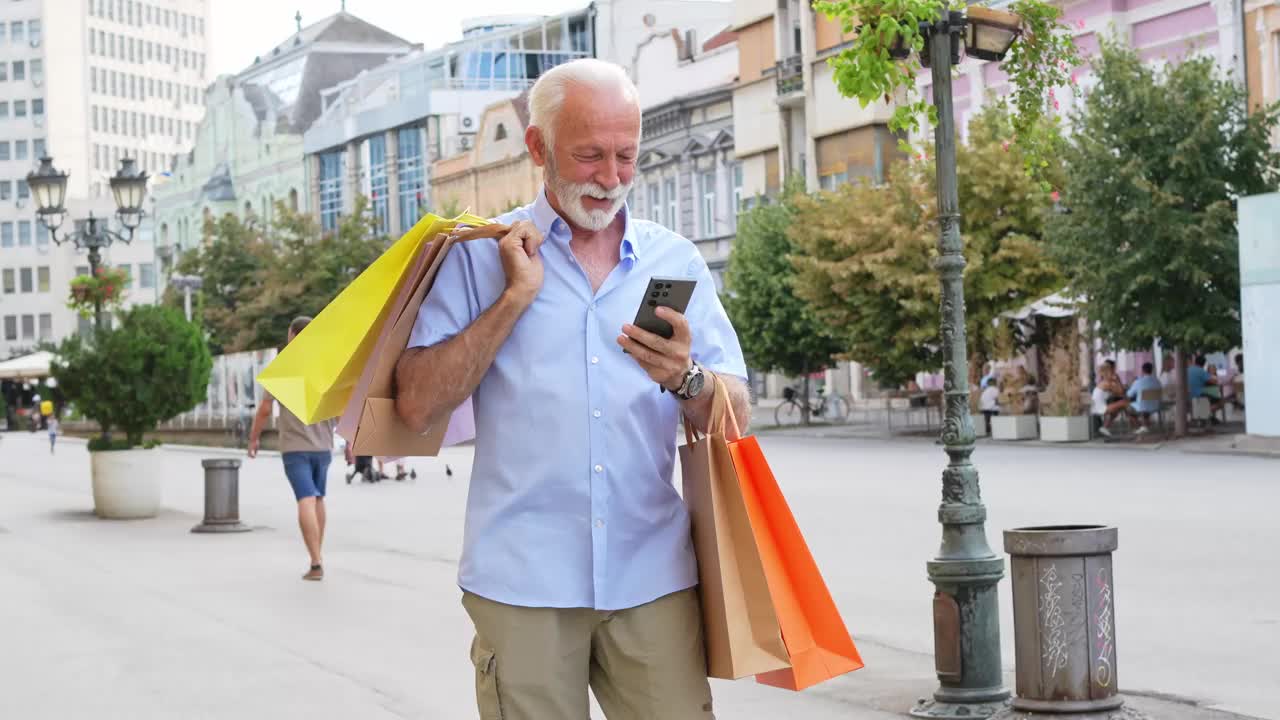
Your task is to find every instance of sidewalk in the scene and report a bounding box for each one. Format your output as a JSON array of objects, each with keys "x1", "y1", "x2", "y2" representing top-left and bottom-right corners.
[{"x1": 0, "y1": 433, "x2": 1268, "y2": 719}]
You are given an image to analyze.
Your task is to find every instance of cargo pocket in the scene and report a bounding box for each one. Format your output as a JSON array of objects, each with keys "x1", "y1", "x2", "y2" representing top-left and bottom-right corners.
[{"x1": 470, "y1": 638, "x2": 504, "y2": 720}]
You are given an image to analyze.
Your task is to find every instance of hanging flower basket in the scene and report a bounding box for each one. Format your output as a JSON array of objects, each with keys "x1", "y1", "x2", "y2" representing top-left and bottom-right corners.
[{"x1": 67, "y1": 267, "x2": 130, "y2": 319}]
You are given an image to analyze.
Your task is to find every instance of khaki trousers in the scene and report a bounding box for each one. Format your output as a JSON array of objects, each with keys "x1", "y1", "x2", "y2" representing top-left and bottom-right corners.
[{"x1": 462, "y1": 588, "x2": 715, "y2": 720}]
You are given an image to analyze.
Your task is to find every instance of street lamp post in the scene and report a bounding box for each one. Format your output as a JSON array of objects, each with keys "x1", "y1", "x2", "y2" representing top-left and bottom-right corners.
[
  {"x1": 909, "y1": 8, "x2": 1021, "y2": 720},
  {"x1": 27, "y1": 156, "x2": 150, "y2": 333},
  {"x1": 169, "y1": 274, "x2": 204, "y2": 322}
]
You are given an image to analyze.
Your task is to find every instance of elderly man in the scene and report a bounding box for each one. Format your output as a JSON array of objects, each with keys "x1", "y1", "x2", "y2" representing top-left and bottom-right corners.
[{"x1": 395, "y1": 59, "x2": 747, "y2": 719}]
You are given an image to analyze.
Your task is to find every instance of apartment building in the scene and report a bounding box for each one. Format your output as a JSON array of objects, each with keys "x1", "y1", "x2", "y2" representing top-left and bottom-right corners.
[{"x1": 0, "y1": 0, "x2": 209, "y2": 357}]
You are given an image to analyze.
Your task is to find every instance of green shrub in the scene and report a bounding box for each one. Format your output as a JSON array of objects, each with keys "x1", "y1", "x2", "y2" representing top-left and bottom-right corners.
[{"x1": 53, "y1": 305, "x2": 212, "y2": 450}]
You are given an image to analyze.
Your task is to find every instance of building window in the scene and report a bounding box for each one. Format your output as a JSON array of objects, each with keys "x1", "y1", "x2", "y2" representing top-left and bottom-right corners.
[
  {"x1": 367, "y1": 134, "x2": 390, "y2": 236},
  {"x1": 397, "y1": 128, "x2": 425, "y2": 234},
  {"x1": 32, "y1": 99, "x2": 43, "y2": 117},
  {"x1": 10, "y1": 21, "x2": 23, "y2": 43},
  {"x1": 38, "y1": 313, "x2": 51, "y2": 342},
  {"x1": 12, "y1": 139, "x2": 24, "y2": 159},
  {"x1": 35, "y1": 222, "x2": 47, "y2": 246},
  {"x1": 19, "y1": 267, "x2": 32, "y2": 291},
  {"x1": 0, "y1": 142, "x2": 9, "y2": 161},
  {"x1": 14, "y1": 100, "x2": 25, "y2": 117},
  {"x1": 1, "y1": 268, "x2": 12, "y2": 292},
  {"x1": 30, "y1": 59, "x2": 41, "y2": 84},
  {"x1": 3, "y1": 316, "x2": 15, "y2": 341},
  {"x1": 116, "y1": 264, "x2": 132, "y2": 287},
  {"x1": 647, "y1": 184, "x2": 661, "y2": 223},
  {"x1": 18, "y1": 221, "x2": 31, "y2": 246},
  {"x1": 33, "y1": 138, "x2": 44, "y2": 157},
  {"x1": 21, "y1": 314, "x2": 33, "y2": 340},
  {"x1": 0, "y1": 182, "x2": 9, "y2": 201},
  {"x1": 139, "y1": 262, "x2": 155, "y2": 289},
  {"x1": 664, "y1": 177, "x2": 677, "y2": 232},
  {"x1": 36, "y1": 266, "x2": 49, "y2": 292},
  {"x1": 318, "y1": 150, "x2": 344, "y2": 232},
  {"x1": 732, "y1": 163, "x2": 744, "y2": 215},
  {"x1": 12, "y1": 61, "x2": 24, "y2": 82},
  {"x1": 28, "y1": 20, "x2": 40, "y2": 46},
  {"x1": 0, "y1": 102, "x2": 7, "y2": 119},
  {"x1": 289, "y1": 188, "x2": 299, "y2": 211},
  {"x1": 700, "y1": 171, "x2": 716, "y2": 237},
  {"x1": 0, "y1": 64, "x2": 7, "y2": 82},
  {"x1": 17, "y1": 180, "x2": 28, "y2": 200}
]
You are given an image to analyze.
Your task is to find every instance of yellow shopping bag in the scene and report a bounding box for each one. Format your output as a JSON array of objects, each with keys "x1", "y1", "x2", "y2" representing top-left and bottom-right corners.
[{"x1": 256, "y1": 211, "x2": 489, "y2": 424}]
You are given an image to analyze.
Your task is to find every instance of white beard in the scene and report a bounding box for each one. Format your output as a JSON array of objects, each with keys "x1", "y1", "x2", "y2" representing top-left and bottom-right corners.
[{"x1": 545, "y1": 158, "x2": 631, "y2": 232}]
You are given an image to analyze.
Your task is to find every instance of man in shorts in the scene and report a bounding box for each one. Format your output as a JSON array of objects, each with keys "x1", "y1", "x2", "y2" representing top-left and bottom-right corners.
[{"x1": 248, "y1": 316, "x2": 349, "y2": 581}]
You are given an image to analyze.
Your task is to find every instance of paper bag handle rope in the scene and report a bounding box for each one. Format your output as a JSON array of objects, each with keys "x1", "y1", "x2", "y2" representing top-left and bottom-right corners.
[
  {"x1": 682, "y1": 372, "x2": 742, "y2": 445},
  {"x1": 447, "y1": 223, "x2": 511, "y2": 243}
]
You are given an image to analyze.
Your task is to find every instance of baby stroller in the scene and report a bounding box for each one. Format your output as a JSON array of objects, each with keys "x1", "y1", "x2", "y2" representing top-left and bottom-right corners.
[{"x1": 346, "y1": 455, "x2": 382, "y2": 484}]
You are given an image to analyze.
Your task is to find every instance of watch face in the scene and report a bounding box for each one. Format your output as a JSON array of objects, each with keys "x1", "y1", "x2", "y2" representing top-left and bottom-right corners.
[{"x1": 685, "y1": 370, "x2": 706, "y2": 398}]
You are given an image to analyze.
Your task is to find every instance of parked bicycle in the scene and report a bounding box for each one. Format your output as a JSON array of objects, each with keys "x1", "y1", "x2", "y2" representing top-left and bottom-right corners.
[{"x1": 774, "y1": 385, "x2": 850, "y2": 426}]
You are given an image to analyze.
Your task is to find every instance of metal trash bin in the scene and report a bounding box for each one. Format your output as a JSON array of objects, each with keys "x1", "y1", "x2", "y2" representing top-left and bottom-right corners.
[
  {"x1": 1002, "y1": 525, "x2": 1124, "y2": 715},
  {"x1": 191, "y1": 458, "x2": 250, "y2": 533}
]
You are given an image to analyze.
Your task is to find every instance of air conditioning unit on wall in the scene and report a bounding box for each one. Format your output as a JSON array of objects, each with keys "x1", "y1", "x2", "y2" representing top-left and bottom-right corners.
[
  {"x1": 458, "y1": 135, "x2": 473, "y2": 151},
  {"x1": 459, "y1": 114, "x2": 478, "y2": 134}
]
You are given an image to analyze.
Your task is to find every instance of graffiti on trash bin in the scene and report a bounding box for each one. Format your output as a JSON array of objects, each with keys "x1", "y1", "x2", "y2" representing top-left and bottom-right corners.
[
  {"x1": 1095, "y1": 567, "x2": 1115, "y2": 688},
  {"x1": 1040, "y1": 563, "x2": 1069, "y2": 678}
]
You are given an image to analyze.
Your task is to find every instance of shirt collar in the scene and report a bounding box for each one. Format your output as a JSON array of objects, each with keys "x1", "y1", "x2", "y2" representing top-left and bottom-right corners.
[{"x1": 532, "y1": 187, "x2": 642, "y2": 262}]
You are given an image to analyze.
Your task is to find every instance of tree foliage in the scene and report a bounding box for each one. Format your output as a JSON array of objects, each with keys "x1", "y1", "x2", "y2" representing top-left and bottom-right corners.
[
  {"x1": 165, "y1": 195, "x2": 387, "y2": 353},
  {"x1": 1047, "y1": 39, "x2": 1280, "y2": 354},
  {"x1": 723, "y1": 182, "x2": 845, "y2": 413},
  {"x1": 53, "y1": 305, "x2": 212, "y2": 447},
  {"x1": 789, "y1": 104, "x2": 1064, "y2": 388}
]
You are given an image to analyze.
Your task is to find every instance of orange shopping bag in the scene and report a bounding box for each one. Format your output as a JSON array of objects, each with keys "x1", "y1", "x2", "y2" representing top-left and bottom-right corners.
[{"x1": 718, "y1": 376, "x2": 864, "y2": 691}]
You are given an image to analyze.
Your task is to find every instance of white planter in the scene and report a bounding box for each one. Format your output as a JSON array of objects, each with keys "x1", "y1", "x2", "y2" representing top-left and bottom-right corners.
[
  {"x1": 91, "y1": 449, "x2": 162, "y2": 519},
  {"x1": 991, "y1": 414, "x2": 1038, "y2": 441},
  {"x1": 1039, "y1": 415, "x2": 1091, "y2": 443}
]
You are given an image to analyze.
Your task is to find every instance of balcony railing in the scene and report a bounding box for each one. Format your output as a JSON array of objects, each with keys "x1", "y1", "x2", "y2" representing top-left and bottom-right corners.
[{"x1": 775, "y1": 55, "x2": 804, "y2": 96}]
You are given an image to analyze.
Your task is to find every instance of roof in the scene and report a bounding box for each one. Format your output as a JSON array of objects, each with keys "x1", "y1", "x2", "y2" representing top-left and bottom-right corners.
[{"x1": 241, "y1": 11, "x2": 412, "y2": 78}]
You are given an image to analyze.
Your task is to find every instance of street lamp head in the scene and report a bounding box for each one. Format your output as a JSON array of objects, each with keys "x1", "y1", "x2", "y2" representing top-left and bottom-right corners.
[
  {"x1": 110, "y1": 157, "x2": 149, "y2": 230},
  {"x1": 964, "y1": 6, "x2": 1022, "y2": 62},
  {"x1": 27, "y1": 156, "x2": 68, "y2": 232}
]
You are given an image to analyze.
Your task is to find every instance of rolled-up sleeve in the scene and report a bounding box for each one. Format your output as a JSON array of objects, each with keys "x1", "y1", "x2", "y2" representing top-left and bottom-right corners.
[
  {"x1": 685, "y1": 255, "x2": 747, "y2": 381},
  {"x1": 407, "y1": 244, "x2": 480, "y2": 350}
]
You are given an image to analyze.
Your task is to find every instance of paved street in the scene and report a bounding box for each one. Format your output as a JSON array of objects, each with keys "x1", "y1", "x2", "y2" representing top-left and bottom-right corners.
[{"x1": 0, "y1": 430, "x2": 1275, "y2": 720}]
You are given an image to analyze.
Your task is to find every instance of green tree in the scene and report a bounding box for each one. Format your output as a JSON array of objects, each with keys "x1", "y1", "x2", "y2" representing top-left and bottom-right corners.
[
  {"x1": 723, "y1": 181, "x2": 844, "y2": 424},
  {"x1": 163, "y1": 211, "x2": 273, "y2": 354},
  {"x1": 789, "y1": 104, "x2": 1063, "y2": 389},
  {"x1": 53, "y1": 305, "x2": 212, "y2": 447},
  {"x1": 229, "y1": 195, "x2": 386, "y2": 351},
  {"x1": 1047, "y1": 38, "x2": 1280, "y2": 434}
]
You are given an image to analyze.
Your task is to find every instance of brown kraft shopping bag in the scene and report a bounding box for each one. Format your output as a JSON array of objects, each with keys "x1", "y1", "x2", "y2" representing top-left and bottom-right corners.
[
  {"x1": 680, "y1": 378, "x2": 791, "y2": 679},
  {"x1": 340, "y1": 223, "x2": 509, "y2": 457}
]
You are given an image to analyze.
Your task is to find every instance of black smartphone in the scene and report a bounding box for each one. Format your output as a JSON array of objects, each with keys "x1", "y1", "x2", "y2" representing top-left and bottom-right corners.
[{"x1": 633, "y1": 276, "x2": 697, "y2": 339}]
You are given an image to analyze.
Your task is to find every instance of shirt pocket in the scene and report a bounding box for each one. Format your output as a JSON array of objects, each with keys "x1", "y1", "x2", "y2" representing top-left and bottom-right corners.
[{"x1": 469, "y1": 639, "x2": 505, "y2": 720}]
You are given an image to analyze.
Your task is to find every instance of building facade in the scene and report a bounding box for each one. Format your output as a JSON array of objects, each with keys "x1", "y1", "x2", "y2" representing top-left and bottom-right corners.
[
  {"x1": 1246, "y1": 0, "x2": 1280, "y2": 146},
  {"x1": 430, "y1": 93, "x2": 541, "y2": 219},
  {"x1": 0, "y1": 0, "x2": 210, "y2": 357},
  {"x1": 152, "y1": 10, "x2": 414, "y2": 261}
]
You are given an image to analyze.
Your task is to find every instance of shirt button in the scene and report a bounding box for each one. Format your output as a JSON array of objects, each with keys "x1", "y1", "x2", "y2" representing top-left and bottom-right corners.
[
  {"x1": 591, "y1": 356, "x2": 600, "y2": 365},
  {"x1": 595, "y1": 519, "x2": 606, "y2": 529},
  {"x1": 593, "y1": 409, "x2": 602, "y2": 418},
  {"x1": 593, "y1": 464, "x2": 603, "y2": 474}
]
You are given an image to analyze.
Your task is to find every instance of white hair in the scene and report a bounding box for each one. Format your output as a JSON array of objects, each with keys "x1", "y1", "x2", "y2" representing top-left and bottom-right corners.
[{"x1": 528, "y1": 58, "x2": 641, "y2": 152}]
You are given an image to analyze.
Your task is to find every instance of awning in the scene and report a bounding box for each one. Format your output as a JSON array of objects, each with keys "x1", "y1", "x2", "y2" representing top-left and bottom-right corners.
[
  {"x1": 1001, "y1": 292, "x2": 1081, "y2": 321},
  {"x1": 0, "y1": 351, "x2": 55, "y2": 380}
]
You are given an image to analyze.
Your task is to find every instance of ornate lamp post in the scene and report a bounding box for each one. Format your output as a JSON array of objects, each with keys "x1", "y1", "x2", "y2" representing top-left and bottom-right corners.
[
  {"x1": 169, "y1": 274, "x2": 204, "y2": 322},
  {"x1": 28, "y1": 156, "x2": 150, "y2": 332},
  {"x1": 907, "y1": 7, "x2": 1022, "y2": 719}
]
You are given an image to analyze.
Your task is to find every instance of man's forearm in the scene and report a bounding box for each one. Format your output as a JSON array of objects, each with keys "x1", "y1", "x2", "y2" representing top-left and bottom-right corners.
[
  {"x1": 395, "y1": 291, "x2": 529, "y2": 434},
  {"x1": 682, "y1": 373, "x2": 751, "y2": 436}
]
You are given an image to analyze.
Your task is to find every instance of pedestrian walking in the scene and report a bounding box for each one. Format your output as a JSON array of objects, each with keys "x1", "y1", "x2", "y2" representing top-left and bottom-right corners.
[
  {"x1": 47, "y1": 415, "x2": 59, "y2": 454},
  {"x1": 395, "y1": 59, "x2": 749, "y2": 719},
  {"x1": 247, "y1": 316, "x2": 352, "y2": 581}
]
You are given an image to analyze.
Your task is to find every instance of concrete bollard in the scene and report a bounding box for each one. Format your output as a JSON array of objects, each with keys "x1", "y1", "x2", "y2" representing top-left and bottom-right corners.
[
  {"x1": 191, "y1": 458, "x2": 251, "y2": 533},
  {"x1": 994, "y1": 525, "x2": 1141, "y2": 719}
]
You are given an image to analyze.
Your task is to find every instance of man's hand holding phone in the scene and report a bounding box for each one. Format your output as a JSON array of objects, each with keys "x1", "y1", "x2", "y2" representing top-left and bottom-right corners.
[{"x1": 619, "y1": 306, "x2": 694, "y2": 391}]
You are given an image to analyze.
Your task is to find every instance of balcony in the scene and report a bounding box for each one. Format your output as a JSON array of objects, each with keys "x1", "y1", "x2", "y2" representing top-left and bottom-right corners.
[{"x1": 774, "y1": 55, "x2": 804, "y2": 105}]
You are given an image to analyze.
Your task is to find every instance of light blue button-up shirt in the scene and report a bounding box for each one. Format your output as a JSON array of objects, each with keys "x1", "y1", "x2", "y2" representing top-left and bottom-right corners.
[{"x1": 407, "y1": 190, "x2": 747, "y2": 611}]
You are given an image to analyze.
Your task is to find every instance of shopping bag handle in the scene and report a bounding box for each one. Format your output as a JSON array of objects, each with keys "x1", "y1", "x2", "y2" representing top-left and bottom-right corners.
[
  {"x1": 683, "y1": 373, "x2": 741, "y2": 445},
  {"x1": 447, "y1": 223, "x2": 511, "y2": 243}
]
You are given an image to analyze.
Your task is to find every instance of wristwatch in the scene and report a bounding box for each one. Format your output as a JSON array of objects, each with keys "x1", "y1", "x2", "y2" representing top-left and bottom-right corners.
[{"x1": 665, "y1": 361, "x2": 706, "y2": 401}]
